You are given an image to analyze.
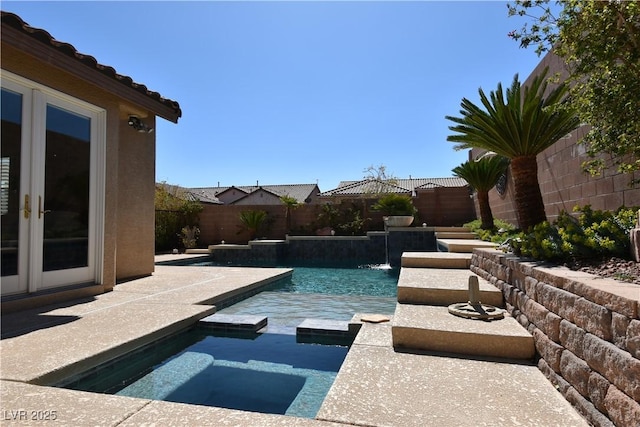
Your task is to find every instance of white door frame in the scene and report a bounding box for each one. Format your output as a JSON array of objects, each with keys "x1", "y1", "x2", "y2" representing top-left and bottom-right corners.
[{"x1": 1, "y1": 70, "x2": 105, "y2": 295}]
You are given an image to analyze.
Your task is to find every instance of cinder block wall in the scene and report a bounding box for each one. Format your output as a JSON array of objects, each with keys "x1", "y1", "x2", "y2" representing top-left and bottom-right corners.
[
  {"x1": 471, "y1": 249, "x2": 640, "y2": 427},
  {"x1": 196, "y1": 188, "x2": 477, "y2": 245},
  {"x1": 480, "y1": 128, "x2": 640, "y2": 226},
  {"x1": 198, "y1": 204, "x2": 327, "y2": 244},
  {"x1": 413, "y1": 187, "x2": 475, "y2": 227}
]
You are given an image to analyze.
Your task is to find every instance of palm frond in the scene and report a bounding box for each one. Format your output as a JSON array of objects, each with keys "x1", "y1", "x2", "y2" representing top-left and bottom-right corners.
[
  {"x1": 446, "y1": 68, "x2": 580, "y2": 158},
  {"x1": 452, "y1": 156, "x2": 509, "y2": 192}
]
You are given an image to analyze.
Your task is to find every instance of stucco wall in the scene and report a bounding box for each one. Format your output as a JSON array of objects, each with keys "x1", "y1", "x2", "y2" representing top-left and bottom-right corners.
[
  {"x1": 475, "y1": 51, "x2": 640, "y2": 226},
  {"x1": 2, "y1": 45, "x2": 157, "y2": 289},
  {"x1": 114, "y1": 114, "x2": 156, "y2": 280},
  {"x1": 233, "y1": 190, "x2": 283, "y2": 205},
  {"x1": 471, "y1": 249, "x2": 640, "y2": 427}
]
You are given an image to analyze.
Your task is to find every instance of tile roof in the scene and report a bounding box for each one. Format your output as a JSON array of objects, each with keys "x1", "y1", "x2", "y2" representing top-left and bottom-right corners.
[
  {"x1": 156, "y1": 183, "x2": 220, "y2": 204},
  {"x1": 189, "y1": 184, "x2": 319, "y2": 204},
  {"x1": 320, "y1": 179, "x2": 412, "y2": 196},
  {"x1": 190, "y1": 187, "x2": 239, "y2": 204},
  {"x1": 411, "y1": 177, "x2": 469, "y2": 189},
  {"x1": 189, "y1": 191, "x2": 221, "y2": 204},
  {"x1": 321, "y1": 177, "x2": 469, "y2": 196},
  {"x1": 1, "y1": 11, "x2": 181, "y2": 122}
]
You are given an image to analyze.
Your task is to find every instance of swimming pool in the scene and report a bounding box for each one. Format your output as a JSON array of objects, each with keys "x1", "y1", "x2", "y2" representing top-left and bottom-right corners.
[{"x1": 61, "y1": 265, "x2": 398, "y2": 418}]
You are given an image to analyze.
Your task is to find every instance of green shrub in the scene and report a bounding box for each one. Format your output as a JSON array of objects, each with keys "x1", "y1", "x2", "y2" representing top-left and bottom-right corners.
[
  {"x1": 371, "y1": 194, "x2": 417, "y2": 216},
  {"x1": 180, "y1": 226, "x2": 200, "y2": 249},
  {"x1": 464, "y1": 219, "x2": 517, "y2": 243},
  {"x1": 317, "y1": 202, "x2": 369, "y2": 235},
  {"x1": 237, "y1": 210, "x2": 268, "y2": 240},
  {"x1": 511, "y1": 205, "x2": 638, "y2": 261},
  {"x1": 155, "y1": 183, "x2": 202, "y2": 252}
]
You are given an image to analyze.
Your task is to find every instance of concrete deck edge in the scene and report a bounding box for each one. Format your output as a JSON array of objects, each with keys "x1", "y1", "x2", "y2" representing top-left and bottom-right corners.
[{"x1": 34, "y1": 307, "x2": 215, "y2": 386}]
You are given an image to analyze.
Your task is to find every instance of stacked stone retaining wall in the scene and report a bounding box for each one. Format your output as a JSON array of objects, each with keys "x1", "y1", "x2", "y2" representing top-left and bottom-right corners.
[{"x1": 471, "y1": 249, "x2": 639, "y2": 427}]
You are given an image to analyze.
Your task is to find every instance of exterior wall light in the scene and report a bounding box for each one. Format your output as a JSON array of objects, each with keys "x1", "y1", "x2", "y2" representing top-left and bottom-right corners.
[{"x1": 127, "y1": 116, "x2": 153, "y2": 133}]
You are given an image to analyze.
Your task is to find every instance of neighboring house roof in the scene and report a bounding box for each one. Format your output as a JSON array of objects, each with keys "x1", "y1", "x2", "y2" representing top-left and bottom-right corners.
[
  {"x1": 190, "y1": 191, "x2": 221, "y2": 205},
  {"x1": 412, "y1": 177, "x2": 469, "y2": 190},
  {"x1": 320, "y1": 179, "x2": 412, "y2": 197},
  {"x1": 157, "y1": 183, "x2": 221, "y2": 204},
  {"x1": 321, "y1": 177, "x2": 469, "y2": 197},
  {"x1": 1, "y1": 11, "x2": 181, "y2": 123},
  {"x1": 231, "y1": 188, "x2": 284, "y2": 205},
  {"x1": 209, "y1": 186, "x2": 249, "y2": 204},
  {"x1": 189, "y1": 184, "x2": 320, "y2": 204}
]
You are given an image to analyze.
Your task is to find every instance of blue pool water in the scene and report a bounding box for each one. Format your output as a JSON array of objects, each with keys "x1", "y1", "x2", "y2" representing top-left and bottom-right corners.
[
  {"x1": 63, "y1": 265, "x2": 398, "y2": 418},
  {"x1": 275, "y1": 265, "x2": 398, "y2": 297},
  {"x1": 218, "y1": 266, "x2": 399, "y2": 332},
  {"x1": 65, "y1": 328, "x2": 349, "y2": 418},
  {"x1": 119, "y1": 330, "x2": 349, "y2": 418}
]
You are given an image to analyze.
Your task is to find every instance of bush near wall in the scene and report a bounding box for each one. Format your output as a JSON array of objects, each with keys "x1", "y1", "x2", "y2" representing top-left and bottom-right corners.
[
  {"x1": 512, "y1": 206, "x2": 638, "y2": 262},
  {"x1": 155, "y1": 184, "x2": 202, "y2": 252}
]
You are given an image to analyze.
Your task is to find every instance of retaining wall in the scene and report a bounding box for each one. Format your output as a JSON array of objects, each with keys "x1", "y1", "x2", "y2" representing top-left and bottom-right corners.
[{"x1": 471, "y1": 249, "x2": 640, "y2": 427}]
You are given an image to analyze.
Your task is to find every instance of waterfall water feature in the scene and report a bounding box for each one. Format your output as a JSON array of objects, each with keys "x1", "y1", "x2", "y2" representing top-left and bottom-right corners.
[{"x1": 370, "y1": 219, "x2": 392, "y2": 270}]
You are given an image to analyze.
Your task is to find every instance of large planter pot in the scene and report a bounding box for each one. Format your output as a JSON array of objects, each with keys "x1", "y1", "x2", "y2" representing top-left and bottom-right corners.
[{"x1": 384, "y1": 216, "x2": 414, "y2": 227}]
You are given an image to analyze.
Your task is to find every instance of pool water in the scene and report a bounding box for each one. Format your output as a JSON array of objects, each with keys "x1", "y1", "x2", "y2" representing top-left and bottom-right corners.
[
  {"x1": 276, "y1": 265, "x2": 398, "y2": 297},
  {"x1": 62, "y1": 265, "x2": 398, "y2": 418},
  {"x1": 66, "y1": 328, "x2": 349, "y2": 418},
  {"x1": 217, "y1": 266, "x2": 399, "y2": 332}
]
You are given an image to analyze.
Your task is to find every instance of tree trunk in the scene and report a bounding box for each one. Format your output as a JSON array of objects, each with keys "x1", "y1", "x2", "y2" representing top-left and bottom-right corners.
[
  {"x1": 510, "y1": 156, "x2": 547, "y2": 230},
  {"x1": 477, "y1": 191, "x2": 494, "y2": 230},
  {"x1": 285, "y1": 207, "x2": 291, "y2": 234}
]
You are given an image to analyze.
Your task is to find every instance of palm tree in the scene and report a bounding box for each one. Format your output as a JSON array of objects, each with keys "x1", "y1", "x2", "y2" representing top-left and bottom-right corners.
[
  {"x1": 453, "y1": 156, "x2": 509, "y2": 230},
  {"x1": 280, "y1": 195, "x2": 300, "y2": 234},
  {"x1": 238, "y1": 210, "x2": 268, "y2": 241},
  {"x1": 446, "y1": 68, "x2": 580, "y2": 230}
]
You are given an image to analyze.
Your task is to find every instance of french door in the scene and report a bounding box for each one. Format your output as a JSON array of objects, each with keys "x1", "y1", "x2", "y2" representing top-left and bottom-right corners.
[{"x1": 1, "y1": 72, "x2": 105, "y2": 296}]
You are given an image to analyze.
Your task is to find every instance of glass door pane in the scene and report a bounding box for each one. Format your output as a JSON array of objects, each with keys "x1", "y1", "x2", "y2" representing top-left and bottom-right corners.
[
  {"x1": 1, "y1": 88, "x2": 22, "y2": 277},
  {"x1": 42, "y1": 105, "x2": 91, "y2": 271}
]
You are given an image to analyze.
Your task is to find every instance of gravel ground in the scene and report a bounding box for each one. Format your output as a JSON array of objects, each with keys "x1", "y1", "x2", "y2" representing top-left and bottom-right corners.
[{"x1": 563, "y1": 257, "x2": 640, "y2": 285}]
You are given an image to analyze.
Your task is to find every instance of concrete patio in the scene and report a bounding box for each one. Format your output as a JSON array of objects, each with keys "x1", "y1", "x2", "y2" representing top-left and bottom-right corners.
[{"x1": 0, "y1": 254, "x2": 588, "y2": 426}]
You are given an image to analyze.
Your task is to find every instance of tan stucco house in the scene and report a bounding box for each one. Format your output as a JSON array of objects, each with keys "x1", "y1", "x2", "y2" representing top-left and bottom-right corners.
[{"x1": 1, "y1": 12, "x2": 181, "y2": 310}]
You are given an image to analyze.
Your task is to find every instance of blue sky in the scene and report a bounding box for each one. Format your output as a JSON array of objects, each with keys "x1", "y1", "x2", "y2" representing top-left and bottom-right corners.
[{"x1": 3, "y1": 1, "x2": 545, "y2": 191}]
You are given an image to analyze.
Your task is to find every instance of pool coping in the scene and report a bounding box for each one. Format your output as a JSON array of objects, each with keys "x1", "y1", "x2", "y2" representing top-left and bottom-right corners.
[{"x1": 1, "y1": 265, "x2": 292, "y2": 383}]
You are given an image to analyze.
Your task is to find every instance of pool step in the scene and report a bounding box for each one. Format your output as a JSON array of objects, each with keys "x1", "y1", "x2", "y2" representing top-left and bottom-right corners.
[
  {"x1": 391, "y1": 303, "x2": 535, "y2": 360},
  {"x1": 296, "y1": 318, "x2": 359, "y2": 345},
  {"x1": 401, "y1": 252, "x2": 471, "y2": 269},
  {"x1": 397, "y1": 268, "x2": 503, "y2": 307},
  {"x1": 432, "y1": 226, "x2": 471, "y2": 233},
  {"x1": 435, "y1": 231, "x2": 477, "y2": 239},
  {"x1": 297, "y1": 318, "x2": 351, "y2": 334},
  {"x1": 199, "y1": 313, "x2": 267, "y2": 332},
  {"x1": 437, "y1": 239, "x2": 498, "y2": 253}
]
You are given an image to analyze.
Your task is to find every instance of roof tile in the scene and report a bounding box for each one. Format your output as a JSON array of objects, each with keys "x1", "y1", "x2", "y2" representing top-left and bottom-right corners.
[
  {"x1": 321, "y1": 177, "x2": 468, "y2": 196},
  {"x1": 1, "y1": 11, "x2": 181, "y2": 120}
]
